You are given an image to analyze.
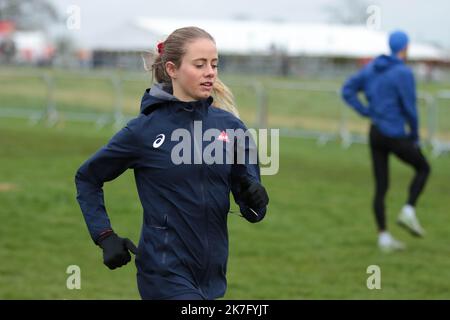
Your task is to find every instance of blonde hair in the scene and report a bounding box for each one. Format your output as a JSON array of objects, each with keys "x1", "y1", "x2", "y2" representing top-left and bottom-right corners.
[{"x1": 143, "y1": 26, "x2": 239, "y2": 118}]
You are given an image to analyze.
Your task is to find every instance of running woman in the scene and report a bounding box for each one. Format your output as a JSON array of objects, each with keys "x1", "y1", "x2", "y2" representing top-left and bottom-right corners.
[{"x1": 75, "y1": 27, "x2": 269, "y2": 299}]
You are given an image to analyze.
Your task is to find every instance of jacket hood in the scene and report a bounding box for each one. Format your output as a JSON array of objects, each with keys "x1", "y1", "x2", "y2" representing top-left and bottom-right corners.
[
  {"x1": 140, "y1": 83, "x2": 179, "y2": 114},
  {"x1": 373, "y1": 54, "x2": 403, "y2": 72},
  {"x1": 140, "y1": 83, "x2": 213, "y2": 115}
]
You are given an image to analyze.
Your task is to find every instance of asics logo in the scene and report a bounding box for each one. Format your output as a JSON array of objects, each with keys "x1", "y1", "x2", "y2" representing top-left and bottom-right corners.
[{"x1": 153, "y1": 134, "x2": 165, "y2": 148}]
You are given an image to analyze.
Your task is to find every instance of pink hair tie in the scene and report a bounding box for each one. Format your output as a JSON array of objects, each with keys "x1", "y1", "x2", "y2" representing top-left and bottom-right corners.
[{"x1": 157, "y1": 42, "x2": 164, "y2": 55}]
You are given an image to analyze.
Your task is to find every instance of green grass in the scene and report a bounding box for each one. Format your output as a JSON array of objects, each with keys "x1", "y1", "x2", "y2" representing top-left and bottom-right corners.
[{"x1": 1, "y1": 116, "x2": 450, "y2": 299}]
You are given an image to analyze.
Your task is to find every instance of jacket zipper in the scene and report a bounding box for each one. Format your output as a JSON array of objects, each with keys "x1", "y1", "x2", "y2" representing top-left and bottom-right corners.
[
  {"x1": 162, "y1": 215, "x2": 168, "y2": 265},
  {"x1": 190, "y1": 119, "x2": 210, "y2": 291}
]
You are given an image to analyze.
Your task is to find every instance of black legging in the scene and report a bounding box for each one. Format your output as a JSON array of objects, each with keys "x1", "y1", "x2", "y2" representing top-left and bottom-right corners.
[{"x1": 369, "y1": 124, "x2": 431, "y2": 231}]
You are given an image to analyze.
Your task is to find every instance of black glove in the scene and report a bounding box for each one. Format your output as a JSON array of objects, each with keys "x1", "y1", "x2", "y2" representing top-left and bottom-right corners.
[
  {"x1": 98, "y1": 232, "x2": 138, "y2": 270},
  {"x1": 240, "y1": 176, "x2": 269, "y2": 209}
]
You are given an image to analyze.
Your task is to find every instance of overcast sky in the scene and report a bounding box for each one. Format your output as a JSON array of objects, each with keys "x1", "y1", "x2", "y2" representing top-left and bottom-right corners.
[{"x1": 49, "y1": 0, "x2": 450, "y2": 49}]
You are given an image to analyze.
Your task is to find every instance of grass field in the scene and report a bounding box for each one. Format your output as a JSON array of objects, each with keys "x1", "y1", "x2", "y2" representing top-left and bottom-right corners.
[
  {"x1": 1, "y1": 68, "x2": 450, "y2": 299},
  {"x1": 0, "y1": 69, "x2": 450, "y2": 299}
]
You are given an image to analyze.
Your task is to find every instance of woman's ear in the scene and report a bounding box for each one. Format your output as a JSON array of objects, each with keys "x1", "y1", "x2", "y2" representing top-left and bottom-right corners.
[{"x1": 165, "y1": 61, "x2": 177, "y2": 79}]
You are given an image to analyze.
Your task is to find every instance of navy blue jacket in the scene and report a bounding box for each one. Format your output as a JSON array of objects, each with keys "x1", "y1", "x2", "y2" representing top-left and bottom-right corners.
[
  {"x1": 75, "y1": 84, "x2": 267, "y2": 299},
  {"x1": 342, "y1": 54, "x2": 419, "y2": 142}
]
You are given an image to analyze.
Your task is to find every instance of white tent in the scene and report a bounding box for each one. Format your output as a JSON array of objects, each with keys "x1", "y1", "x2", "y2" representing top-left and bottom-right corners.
[
  {"x1": 87, "y1": 21, "x2": 160, "y2": 51},
  {"x1": 133, "y1": 17, "x2": 449, "y2": 62},
  {"x1": 13, "y1": 31, "x2": 53, "y2": 62}
]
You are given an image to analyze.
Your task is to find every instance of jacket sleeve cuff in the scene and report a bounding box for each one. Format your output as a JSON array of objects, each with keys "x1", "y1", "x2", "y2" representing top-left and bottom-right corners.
[{"x1": 94, "y1": 229, "x2": 114, "y2": 246}]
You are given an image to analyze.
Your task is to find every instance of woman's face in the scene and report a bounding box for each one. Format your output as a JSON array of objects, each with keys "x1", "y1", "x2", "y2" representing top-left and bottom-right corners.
[{"x1": 167, "y1": 38, "x2": 218, "y2": 101}]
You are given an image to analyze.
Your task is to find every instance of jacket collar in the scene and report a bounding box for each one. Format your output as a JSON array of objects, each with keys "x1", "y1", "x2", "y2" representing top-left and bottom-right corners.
[{"x1": 141, "y1": 83, "x2": 213, "y2": 117}]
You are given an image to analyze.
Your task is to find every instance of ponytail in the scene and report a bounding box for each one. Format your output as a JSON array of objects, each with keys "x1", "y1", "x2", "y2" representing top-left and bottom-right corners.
[{"x1": 212, "y1": 78, "x2": 239, "y2": 118}]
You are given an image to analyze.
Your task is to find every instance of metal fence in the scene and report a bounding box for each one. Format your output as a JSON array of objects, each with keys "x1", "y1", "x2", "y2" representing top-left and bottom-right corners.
[
  {"x1": 432, "y1": 90, "x2": 450, "y2": 156},
  {"x1": 1, "y1": 71, "x2": 450, "y2": 156}
]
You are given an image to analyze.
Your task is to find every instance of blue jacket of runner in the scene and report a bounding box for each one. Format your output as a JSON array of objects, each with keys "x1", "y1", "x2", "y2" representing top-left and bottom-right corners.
[{"x1": 342, "y1": 54, "x2": 419, "y2": 142}]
